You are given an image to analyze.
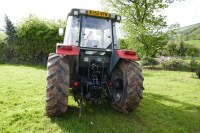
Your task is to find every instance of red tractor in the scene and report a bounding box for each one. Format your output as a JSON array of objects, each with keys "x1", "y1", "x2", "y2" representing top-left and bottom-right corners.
[{"x1": 45, "y1": 9, "x2": 144, "y2": 117}]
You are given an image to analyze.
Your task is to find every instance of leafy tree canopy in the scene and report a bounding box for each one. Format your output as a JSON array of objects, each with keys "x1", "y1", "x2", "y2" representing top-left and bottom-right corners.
[{"x1": 102, "y1": 0, "x2": 182, "y2": 57}]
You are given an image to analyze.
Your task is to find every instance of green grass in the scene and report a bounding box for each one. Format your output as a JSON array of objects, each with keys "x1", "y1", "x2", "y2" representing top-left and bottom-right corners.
[
  {"x1": 185, "y1": 40, "x2": 200, "y2": 48},
  {"x1": 0, "y1": 64, "x2": 200, "y2": 133}
]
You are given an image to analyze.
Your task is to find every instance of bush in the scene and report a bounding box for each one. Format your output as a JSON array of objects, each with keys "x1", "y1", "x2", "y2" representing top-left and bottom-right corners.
[
  {"x1": 162, "y1": 59, "x2": 184, "y2": 71},
  {"x1": 142, "y1": 65, "x2": 163, "y2": 70},
  {"x1": 165, "y1": 40, "x2": 178, "y2": 56},
  {"x1": 0, "y1": 33, "x2": 6, "y2": 56},
  {"x1": 165, "y1": 40, "x2": 187, "y2": 56},
  {"x1": 141, "y1": 57, "x2": 159, "y2": 66},
  {"x1": 1, "y1": 15, "x2": 66, "y2": 64},
  {"x1": 161, "y1": 58, "x2": 200, "y2": 71},
  {"x1": 185, "y1": 44, "x2": 200, "y2": 57},
  {"x1": 16, "y1": 15, "x2": 65, "y2": 63},
  {"x1": 0, "y1": 33, "x2": 6, "y2": 64}
]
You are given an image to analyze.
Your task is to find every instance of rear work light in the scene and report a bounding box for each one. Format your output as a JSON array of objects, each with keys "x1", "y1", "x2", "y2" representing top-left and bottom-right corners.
[{"x1": 124, "y1": 51, "x2": 136, "y2": 55}]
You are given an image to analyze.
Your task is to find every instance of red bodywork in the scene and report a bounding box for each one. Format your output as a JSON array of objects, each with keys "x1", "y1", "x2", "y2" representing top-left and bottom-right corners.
[
  {"x1": 56, "y1": 43, "x2": 79, "y2": 55},
  {"x1": 115, "y1": 50, "x2": 138, "y2": 61},
  {"x1": 56, "y1": 43, "x2": 137, "y2": 60}
]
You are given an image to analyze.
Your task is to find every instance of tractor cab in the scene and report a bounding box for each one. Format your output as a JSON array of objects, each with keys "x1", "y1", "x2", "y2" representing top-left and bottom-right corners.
[{"x1": 60, "y1": 8, "x2": 121, "y2": 49}]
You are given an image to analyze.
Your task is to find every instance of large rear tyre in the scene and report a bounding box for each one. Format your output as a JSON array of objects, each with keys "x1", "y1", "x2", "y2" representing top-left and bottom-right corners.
[
  {"x1": 111, "y1": 60, "x2": 144, "y2": 114},
  {"x1": 45, "y1": 53, "x2": 70, "y2": 116}
]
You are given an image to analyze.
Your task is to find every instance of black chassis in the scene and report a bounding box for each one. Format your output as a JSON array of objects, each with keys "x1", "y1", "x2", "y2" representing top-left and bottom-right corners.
[{"x1": 69, "y1": 47, "x2": 120, "y2": 104}]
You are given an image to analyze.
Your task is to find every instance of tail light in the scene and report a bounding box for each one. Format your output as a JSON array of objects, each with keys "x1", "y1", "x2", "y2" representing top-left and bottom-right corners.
[
  {"x1": 73, "y1": 81, "x2": 79, "y2": 87},
  {"x1": 108, "y1": 81, "x2": 112, "y2": 87},
  {"x1": 124, "y1": 51, "x2": 136, "y2": 55}
]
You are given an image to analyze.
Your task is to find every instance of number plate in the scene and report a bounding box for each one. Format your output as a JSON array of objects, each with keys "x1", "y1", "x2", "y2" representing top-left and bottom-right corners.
[{"x1": 88, "y1": 10, "x2": 109, "y2": 18}]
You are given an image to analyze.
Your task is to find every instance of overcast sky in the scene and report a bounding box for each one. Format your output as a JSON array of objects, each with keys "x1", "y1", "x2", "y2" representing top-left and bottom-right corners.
[{"x1": 0, "y1": 0, "x2": 200, "y2": 30}]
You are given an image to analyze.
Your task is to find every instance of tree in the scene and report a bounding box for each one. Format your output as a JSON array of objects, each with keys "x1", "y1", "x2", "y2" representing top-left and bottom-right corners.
[
  {"x1": 102, "y1": 0, "x2": 181, "y2": 57},
  {"x1": 0, "y1": 33, "x2": 6, "y2": 57},
  {"x1": 4, "y1": 15, "x2": 17, "y2": 44},
  {"x1": 119, "y1": 38, "x2": 128, "y2": 49},
  {"x1": 175, "y1": 37, "x2": 186, "y2": 56},
  {"x1": 166, "y1": 40, "x2": 177, "y2": 56}
]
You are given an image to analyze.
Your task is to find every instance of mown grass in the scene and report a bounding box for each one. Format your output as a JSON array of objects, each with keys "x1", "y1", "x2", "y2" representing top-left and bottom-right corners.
[{"x1": 0, "y1": 64, "x2": 200, "y2": 133}]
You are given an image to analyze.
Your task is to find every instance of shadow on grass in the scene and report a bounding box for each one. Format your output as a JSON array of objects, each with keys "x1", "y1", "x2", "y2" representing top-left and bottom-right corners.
[
  {"x1": 145, "y1": 93, "x2": 200, "y2": 110},
  {"x1": 48, "y1": 93, "x2": 200, "y2": 133},
  {"x1": 48, "y1": 102, "x2": 127, "y2": 132},
  {"x1": 50, "y1": 101, "x2": 117, "y2": 121},
  {"x1": 191, "y1": 75, "x2": 200, "y2": 79}
]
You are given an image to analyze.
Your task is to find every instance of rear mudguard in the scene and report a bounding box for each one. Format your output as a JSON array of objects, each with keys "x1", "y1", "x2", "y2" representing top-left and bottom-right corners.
[
  {"x1": 56, "y1": 43, "x2": 79, "y2": 56},
  {"x1": 110, "y1": 50, "x2": 138, "y2": 72},
  {"x1": 115, "y1": 50, "x2": 138, "y2": 60},
  {"x1": 56, "y1": 43, "x2": 79, "y2": 87}
]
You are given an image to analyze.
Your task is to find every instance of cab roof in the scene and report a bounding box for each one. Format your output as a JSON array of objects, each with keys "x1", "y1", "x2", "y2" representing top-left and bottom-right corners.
[{"x1": 68, "y1": 8, "x2": 121, "y2": 22}]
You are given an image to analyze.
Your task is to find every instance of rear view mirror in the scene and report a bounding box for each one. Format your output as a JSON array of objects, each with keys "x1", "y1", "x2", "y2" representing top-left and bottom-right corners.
[{"x1": 59, "y1": 28, "x2": 64, "y2": 36}]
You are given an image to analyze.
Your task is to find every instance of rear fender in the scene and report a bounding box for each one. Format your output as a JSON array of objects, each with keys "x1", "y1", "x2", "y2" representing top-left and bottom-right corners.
[
  {"x1": 115, "y1": 50, "x2": 138, "y2": 60},
  {"x1": 110, "y1": 50, "x2": 138, "y2": 72},
  {"x1": 56, "y1": 43, "x2": 79, "y2": 87},
  {"x1": 56, "y1": 43, "x2": 79, "y2": 56}
]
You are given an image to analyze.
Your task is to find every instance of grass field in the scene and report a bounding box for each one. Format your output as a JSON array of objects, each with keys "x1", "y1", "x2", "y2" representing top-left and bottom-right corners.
[
  {"x1": 185, "y1": 40, "x2": 200, "y2": 48},
  {"x1": 0, "y1": 64, "x2": 200, "y2": 133}
]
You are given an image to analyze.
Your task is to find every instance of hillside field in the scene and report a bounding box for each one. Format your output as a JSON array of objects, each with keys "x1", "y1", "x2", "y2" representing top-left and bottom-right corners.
[
  {"x1": 0, "y1": 64, "x2": 199, "y2": 133},
  {"x1": 185, "y1": 40, "x2": 200, "y2": 48}
]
